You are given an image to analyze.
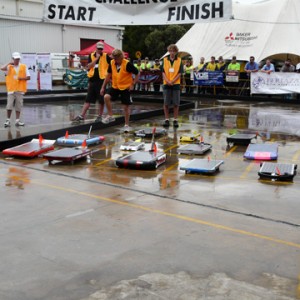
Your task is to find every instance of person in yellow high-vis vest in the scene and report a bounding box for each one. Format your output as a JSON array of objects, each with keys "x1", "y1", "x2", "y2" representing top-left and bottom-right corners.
[
  {"x1": 100, "y1": 49, "x2": 139, "y2": 132},
  {"x1": 1, "y1": 52, "x2": 30, "y2": 127},
  {"x1": 73, "y1": 41, "x2": 111, "y2": 123},
  {"x1": 161, "y1": 44, "x2": 183, "y2": 128}
]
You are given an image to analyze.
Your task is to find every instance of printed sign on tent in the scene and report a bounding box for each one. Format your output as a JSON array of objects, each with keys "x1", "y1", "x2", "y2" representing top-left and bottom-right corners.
[{"x1": 43, "y1": 0, "x2": 232, "y2": 25}]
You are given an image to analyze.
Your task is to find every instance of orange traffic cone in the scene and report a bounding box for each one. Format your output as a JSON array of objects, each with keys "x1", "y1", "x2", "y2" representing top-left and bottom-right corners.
[
  {"x1": 152, "y1": 142, "x2": 157, "y2": 153},
  {"x1": 38, "y1": 134, "x2": 43, "y2": 145},
  {"x1": 82, "y1": 139, "x2": 87, "y2": 148},
  {"x1": 65, "y1": 131, "x2": 69, "y2": 139}
]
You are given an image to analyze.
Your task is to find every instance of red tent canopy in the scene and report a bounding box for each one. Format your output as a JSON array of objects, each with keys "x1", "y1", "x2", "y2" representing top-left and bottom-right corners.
[{"x1": 74, "y1": 41, "x2": 128, "y2": 58}]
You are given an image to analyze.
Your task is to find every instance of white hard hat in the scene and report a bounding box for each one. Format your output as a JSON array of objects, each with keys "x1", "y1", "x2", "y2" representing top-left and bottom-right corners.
[{"x1": 12, "y1": 52, "x2": 21, "y2": 59}]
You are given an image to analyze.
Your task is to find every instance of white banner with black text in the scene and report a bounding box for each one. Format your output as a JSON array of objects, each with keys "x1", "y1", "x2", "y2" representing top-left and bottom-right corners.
[
  {"x1": 251, "y1": 72, "x2": 300, "y2": 94},
  {"x1": 43, "y1": 0, "x2": 232, "y2": 25}
]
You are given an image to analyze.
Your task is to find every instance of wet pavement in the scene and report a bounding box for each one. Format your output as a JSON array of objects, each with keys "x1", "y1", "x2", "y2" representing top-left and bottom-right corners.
[{"x1": 0, "y1": 92, "x2": 300, "y2": 300}]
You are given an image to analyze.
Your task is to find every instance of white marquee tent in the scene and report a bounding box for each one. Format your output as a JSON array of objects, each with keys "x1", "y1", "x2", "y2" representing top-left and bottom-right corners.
[{"x1": 176, "y1": 0, "x2": 300, "y2": 65}]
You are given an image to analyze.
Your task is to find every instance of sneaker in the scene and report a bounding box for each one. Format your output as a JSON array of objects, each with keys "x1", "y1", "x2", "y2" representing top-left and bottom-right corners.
[
  {"x1": 15, "y1": 119, "x2": 25, "y2": 126},
  {"x1": 123, "y1": 125, "x2": 130, "y2": 133},
  {"x1": 173, "y1": 120, "x2": 179, "y2": 128},
  {"x1": 73, "y1": 115, "x2": 84, "y2": 122},
  {"x1": 102, "y1": 115, "x2": 116, "y2": 124},
  {"x1": 95, "y1": 115, "x2": 103, "y2": 122},
  {"x1": 4, "y1": 119, "x2": 10, "y2": 127},
  {"x1": 163, "y1": 119, "x2": 170, "y2": 127}
]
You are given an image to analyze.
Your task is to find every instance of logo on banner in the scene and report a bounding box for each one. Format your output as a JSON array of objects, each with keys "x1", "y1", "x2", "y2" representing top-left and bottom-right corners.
[
  {"x1": 252, "y1": 76, "x2": 265, "y2": 89},
  {"x1": 225, "y1": 32, "x2": 258, "y2": 47},
  {"x1": 225, "y1": 32, "x2": 235, "y2": 40},
  {"x1": 194, "y1": 72, "x2": 209, "y2": 80}
]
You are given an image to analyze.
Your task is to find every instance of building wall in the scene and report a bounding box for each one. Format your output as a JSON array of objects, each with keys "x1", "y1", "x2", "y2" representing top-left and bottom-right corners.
[
  {"x1": 0, "y1": 0, "x2": 124, "y2": 83},
  {"x1": 0, "y1": 0, "x2": 44, "y2": 19}
]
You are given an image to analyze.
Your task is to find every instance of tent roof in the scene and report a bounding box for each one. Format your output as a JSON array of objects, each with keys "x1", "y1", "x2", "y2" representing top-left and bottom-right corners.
[
  {"x1": 74, "y1": 41, "x2": 128, "y2": 58},
  {"x1": 176, "y1": 0, "x2": 300, "y2": 64},
  {"x1": 74, "y1": 41, "x2": 115, "y2": 56}
]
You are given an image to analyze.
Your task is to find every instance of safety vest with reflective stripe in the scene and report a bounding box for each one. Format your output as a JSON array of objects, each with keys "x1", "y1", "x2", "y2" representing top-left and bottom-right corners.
[
  {"x1": 111, "y1": 59, "x2": 133, "y2": 90},
  {"x1": 87, "y1": 52, "x2": 109, "y2": 79},
  {"x1": 163, "y1": 57, "x2": 181, "y2": 85},
  {"x1": 6, "y1": 64, "x2": 27, "y2": 93}
]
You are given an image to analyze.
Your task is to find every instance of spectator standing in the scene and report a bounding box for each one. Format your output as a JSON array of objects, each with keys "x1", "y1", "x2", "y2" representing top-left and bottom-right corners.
[
  {"x1": 205, "y1": 56, "x2": 219, "y2": 71},
  {"x1": 227, "y1": 56, "x2": 241, "y2": 71},
  {"x1": 141, "y1": 57, "x2": 151, "y2": 71},
  {"x1": 280, "y1": 59, "x2": 295, "y2": 99},
  {"x1": 1, "y1": 52, "x2": 30, "y2": 127},
  {"x1": 134, "y1": 59, "x2": 142, "y2": 91},
  {"x1": 196, "y1": 57, "x2": 206, "y2": 72},
  {"x1": 183, "y1": 58, "x2": 194, "y2": 94},
  {"x1": 151, "y1": 59, "x2": 161, "y2": 71},
  {"x1": 217, "y1": 56, "x2": 227, "y2": 71},
  {"x1": 280, "y1": 59, "x2": 295, "y2": 72},
  {"x1": 151, "y1": 59, "x2": 162, "y2": 92},
  {"x1": 141, "y1": 57, "x2": 151, "y2": 91},
  {"x1": 204, "y1": 56, "x2": 219, "y2": 94},
  {"x1": 100, "y1": 49, "x2": 139, "y2": 132},
  {"x1": 217, "y1": 56, "x2": 227, "y2": 94},
  {"x1": 261, "y1": 59, "x2": 275, "y2": 74},
  {"x1": 195, "y1": 57, "x2": 206, "y2": 94},
  {"x1": 161, "y1": 44, "x2": 183, "y2": 128},
  {"x1": 245, "y1": 56, "x2": 259, "y2": 75}
]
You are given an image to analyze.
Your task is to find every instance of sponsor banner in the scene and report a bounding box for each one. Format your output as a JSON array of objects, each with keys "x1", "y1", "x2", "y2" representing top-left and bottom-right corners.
[
  {"x1": 138, "y1": 71, "x2": 162, "y2": 84},
  {"x1": 43, "y1": 0, "x2": 232, "y2": 25},
  {"x1": 194, "y1": 71, "x2": 224, "y2": 86},
  {"x1": 225, "y1": 70, "x2": 239, "y2": 82},
  {"x1": 21, "y1": 53, "x2": 38, "y2": 91},
  {"x1": 251, "y1": 72, "x2": 300, "y2": 94}
]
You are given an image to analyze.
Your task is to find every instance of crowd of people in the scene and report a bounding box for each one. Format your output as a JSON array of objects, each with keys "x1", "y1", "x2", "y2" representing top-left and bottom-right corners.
[
  {"x1": 131, "y1": 55, "x2": 300, "y2": 97},
  {"x1": 180, "y1": 56, "x2": 300, "y2": 96},
  {"x1": 1, "y1": 42, "x2": 299, "y2": 129}
]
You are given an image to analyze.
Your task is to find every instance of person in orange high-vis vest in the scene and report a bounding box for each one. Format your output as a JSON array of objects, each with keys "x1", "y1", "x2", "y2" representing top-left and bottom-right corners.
[
  {"x1": 1, "y1": 52, "x2": 30, "y2": 127},
  {"x1": 73, "y1": 41, "x2": 111, "y2": 123},
  {"x1": 161, "y1": 44, "x2": 183, "y2": 128},
  {"x1": 100, "y1": 49, "x2": 139, "y2": 132}
]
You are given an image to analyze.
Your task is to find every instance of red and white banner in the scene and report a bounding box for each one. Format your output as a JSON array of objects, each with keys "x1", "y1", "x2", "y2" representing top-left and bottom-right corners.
[
  {"x1": 251, "y1": 72, "x2": 300, "y2": 94},
  {"x1": 43, "y1": 0, "x2": 232, "y2": 25}
]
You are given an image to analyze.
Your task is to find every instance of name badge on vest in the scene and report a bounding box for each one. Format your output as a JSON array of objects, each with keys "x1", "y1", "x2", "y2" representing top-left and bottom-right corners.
[
  {"x1": 169, "y1": 68, "x2": 174, "y2": 73},
  {"x1": 95, "y1": 64, "x2": 99, "y2": 68}
]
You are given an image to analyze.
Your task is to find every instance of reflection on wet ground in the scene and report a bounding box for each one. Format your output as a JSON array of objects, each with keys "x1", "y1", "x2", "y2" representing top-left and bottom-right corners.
[
  {"x1": 0, "y1": 100, "x2": 163, "y2": 141},
  {"x1": 2, "y1": 99, "x2": 300, "y2": 213}
]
